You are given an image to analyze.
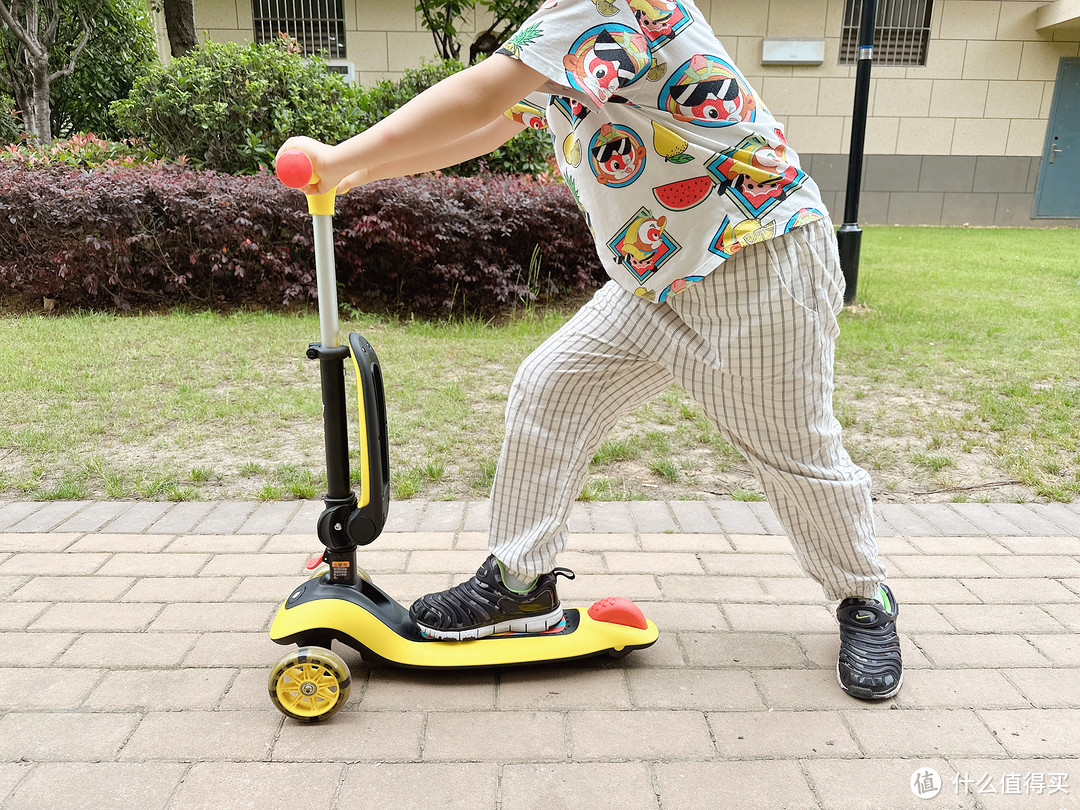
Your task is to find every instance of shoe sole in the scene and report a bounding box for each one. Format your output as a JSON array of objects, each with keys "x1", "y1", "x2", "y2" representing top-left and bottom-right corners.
[
  {"x1": 836, "y1": 661, "x2": 903, "y2": 700},
  {"x1": 417, "y1": 607, "x2": 564, "y2": 641}
]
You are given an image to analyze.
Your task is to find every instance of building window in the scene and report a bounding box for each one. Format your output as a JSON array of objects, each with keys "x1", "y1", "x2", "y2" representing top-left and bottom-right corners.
[
  {"x1": 840, "y1": 0, "x2": 932, "y2": 66},
  {"x1": 252, "y1": 0, "x2": 346, "y2": 58}
]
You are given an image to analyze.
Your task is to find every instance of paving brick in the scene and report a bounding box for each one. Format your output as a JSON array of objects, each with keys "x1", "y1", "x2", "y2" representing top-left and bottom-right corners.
[
  {"x1": 0, "y1": 712, "x2": 140, "y2": 762},
  {"x1": 59, "y1": 632, "x2": 198, "y2": 668},
  {"x1": 279, "y1": 499, "x2": 324, "y2": 534},
  {"x1": 913, "y1": 634, "x2": 1051, "y2": 669},
  {"x1": 907, "y1": 503, "x2": 984, "y2": 536},
  {"x1": 680, "y1": 631, "x2": 808, "y2": 668},
  {"x1": 0, "y1": 531, "x2": 81, "y2": 552},
  {"x1": 98, "y1": 552, "x2": 209, "y2": 577},
  {"x1": 172, "y1": 762, "x2": 341, "y2": 810},
  {"x1": 982, "y1": 554, "x2": 1080, "y2": 577},
  {"x1": 723, "y1": 603, "x2": 835, "y2": 633},
  {"x1": 906, "y1": 535, "x2": 1011, "y2": 555},
  {"x1": 747, "y1": 502, "x2": 786, "y2": 534},
  {"x1": 0, "y1": 667, "x2": 101, "y2": 710},
  {"x1": 626, "y1": 668, "x2": 764, "y2": 710},
  {"x1": 588, "y1": 502, "x2": 636, "y2": 533},
  {"x1": 887, "y1": 555, "x2": 1000, "y2": 578},
  {"x1": 453, "y1": 530, "x2": 489, "y2": 551},
  {"x1": 804, "y1": 759, "x2": 971, "y2": 810},
  {"x1": 977, "y1": 709, "x2": 1080, "y2": 757},
  {"x1": 1033, "y1": 503, "x2": 1080, "y2": 535},
  {"x1": 558, "y1": 573, "x2": 662, "y2": 601},
  {"x1": 499, "y1": 667, "x2": 630, "y2": 710},
  {"x1": 343, "y1": 764, "x2": 498, "y2": 809},
  {"x1": 0, "y1": 552, "x2": 110, "y2": 576},
  {"x1": 949, "y1": 503, "x2": 1027, "y2": 535},
  {"x1": 661, "y1": 574, "x2": 768, "y2": 603},
  {"x1": 262, "y1": 534, "x2": 323, "y2": 553},
  {"x1": 123, "y1": 576, "x2": 241, "y2": 602},
  {"x1": 845, "y1": 708, "x2": 1006, "y2": 757},
  {"x1": 228, "y1": 576, "x2": 299, "y2": 602},
  {"x1": 571, "y1": 709, "x2": 714, "y2": 760},
  {"x1": 960, "y1": 577, "x2": 1078, "y2": 603},
  {"x1": 709, "y1": 501, "x2": 771, "y2": 533},
  {"x1": 1003, "y1": 668, "x2": 1080, "y2": 708},
  {"x1": 183, "y1": 632, "x2": 287, "y2": 668},
  {"x1": 0, "y1": 603, "x2": 47, "y2": 629},
  {"x1": 1044, "y1": 603, "x2": 1080, "y2": 631},
  {"x1": 406, "y1": 548, "x2": 490, "y2": 573},
  {"x1": 190, "y1": 501, "x2": 257, "y2": 534},
  {"x1": 98, "y1": 502, "x2": 177, "y2": 534},
  {"x1": 165, "y1": 533, "x2": 266, "y2": 553},
  {"x1": 895, "y1": 668, "x2": 1029, "y2": 709},
  {"x1": 361, "y1": 669, "x2": 496, "y2": 711},
  {"x1": 875, "y1": 504, "x2": 942, "y2": 536},
  {"x1": 30, "y1": 602, "x2": 162, "y2": 632},
  {"x1": 462, "y1": 500, "x2": 490, "y2": 532},
  {"x1": 638, "y1": 532, "x2": 732, "y2": 552},
  {"x1": 888, "y1": 578, "x2": 979, "y2": 604},
  {"x1": 936, "y1": 604, "x2": 1066, "y2": 634},
  {"x1": 4, "y1": 763, "x2": 186, "y2": 810},
  {"x1": 417, "y1": 500, "x2": 465, "y2": 532},
  {"x1": 710, "y1": 709, "x2": 860, "y2": 758},
  {"x1": 632, "y1": 600, "x2": 724, "y2": 632},
  {"x1": 989, "y1": 504, "x2": 1075, "y2": 536},
  {"x1": 421, "y1": 711, "x2": 564, "y2": 762},
  {"x1": 6, "y1": 501, "x2": 91, "y2": 532},
  {"x1": 235, "y1": 501, "x2": 302, "y2": 535},
  {"x1": 633, "y1": 633, "x2": 686, "y2": 666},
  {"x1": 502, "y1": 763, "x2": 656, "y2": 810},
  {"x1": 570, "y1": 531, "x2": 642, "y2": 552},
  {"x1": 85, "y1": 668, "x2": 238, "y2": 711},
  {"x1": 994, "y1": 535, "x2": 1080, "y2": 555},
  {"x1": 0, "y1": 631, "x2": 76, "y2": 664},
  {"x1": 52, "y1": 502, "x2": 135, "y2": 533},
  {"x1": 199, "y1": 553, "x2": 303, "y2": 577},
  {"x1": 147, "y1": 501, "x2": 215, "y2": 534},
  {"x1": 68, "y1": 533, "x2": 173, "y2": 553},
  {"x1": 753, "y1": 668, "x2": 899, "y2": 711},
  {"x1": 656, "y1": 761, "x2": 817, "y2": 810},
  {"x1": 1024, "y1": 634, "x2": 1080, "y2": 666},
  {"x1": 149, "y1": 602, "x2": 276, "y2": 632},
  {"x1": 728, "y1": 534, "x2": 795, "y2": 553},
  {"x1": 606, "y1": 550, "x2": 704, "y2": 574},
  {"x1": 701, "y1": 552, "x2": 808, "y2": 577},
  {"x1": 629, "y1": 500, "x2": 678, "y2": 533},
  {"x1": 121, "y1": 711, "x2": 281, "y2": 761},
  {"x1": 670, "y1": 500, "x2": 722, "y2": 533},
  {"x1": 0, "y1": 764, "x2": 31, "y2": 807},
  {"x1": 14, "y1": 575, "x2": 134, "y2": 602},
  {"x1": 0, "y1": 502, "x2": 45, "y2": 531}
]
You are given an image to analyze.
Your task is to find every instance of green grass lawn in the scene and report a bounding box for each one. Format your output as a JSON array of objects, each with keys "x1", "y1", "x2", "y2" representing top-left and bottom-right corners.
[{"x1": 1, "y1": 226, "x2": 1077, "y2": 503}]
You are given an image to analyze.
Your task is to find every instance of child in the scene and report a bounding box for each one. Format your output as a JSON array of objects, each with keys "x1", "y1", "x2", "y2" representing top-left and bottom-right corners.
[{"x1": 278, "y1": 0, "x2": 902, "y2": 700}]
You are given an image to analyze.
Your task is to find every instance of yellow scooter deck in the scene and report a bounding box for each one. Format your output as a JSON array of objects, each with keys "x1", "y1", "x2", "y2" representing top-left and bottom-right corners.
[{"x1": 270, "y1": 574, "x2": 658, "y2": 669}]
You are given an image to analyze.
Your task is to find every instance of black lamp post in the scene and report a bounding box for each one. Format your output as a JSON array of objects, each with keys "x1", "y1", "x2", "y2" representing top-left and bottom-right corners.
[{"x1": 836, "y1": 0, "x2": 877, "y2": 305}]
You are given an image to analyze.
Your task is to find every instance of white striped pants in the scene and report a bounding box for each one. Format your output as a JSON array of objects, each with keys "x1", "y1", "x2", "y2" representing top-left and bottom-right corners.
[{"x1": 488, "y1": 217, "x2": 886, "y2": 601}]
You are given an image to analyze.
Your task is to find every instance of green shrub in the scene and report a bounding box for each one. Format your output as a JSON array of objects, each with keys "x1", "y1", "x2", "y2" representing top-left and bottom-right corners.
[
  {"x1": 0, "y1": 94, "x2": 20, "y2": 144},
  {"x1": 357, "y1": 58, "x2": 554, "y2": 177},
  {"x1": 110, "y1": 36, "x2": 364, "y2": 174},
  {"x1": 0, "y1": 132, "x2": 157, "y2": 168}
]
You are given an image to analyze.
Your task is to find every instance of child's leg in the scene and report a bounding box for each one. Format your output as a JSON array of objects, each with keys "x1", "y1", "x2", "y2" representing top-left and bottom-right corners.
[
  {"x1": 666, "y1": 218, "x2": 885, "y2": 601},
  {"x1": 488, "y1": 282, "x2": 676, "y2": 580}
]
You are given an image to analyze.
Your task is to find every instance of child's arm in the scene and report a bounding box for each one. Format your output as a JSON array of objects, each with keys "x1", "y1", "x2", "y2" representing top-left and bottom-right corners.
[
  {"x1": 336, "y1": 114, "x2": 528, "y2": 192},
  {"x1": 278, "y1": 55, "x2": 548, "y2": 194}
]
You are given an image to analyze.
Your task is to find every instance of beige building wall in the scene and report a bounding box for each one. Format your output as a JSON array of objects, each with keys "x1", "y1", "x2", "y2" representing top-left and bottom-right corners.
[{"x1": 164, "y1": 0, "x2": 1080, "y2": 224}]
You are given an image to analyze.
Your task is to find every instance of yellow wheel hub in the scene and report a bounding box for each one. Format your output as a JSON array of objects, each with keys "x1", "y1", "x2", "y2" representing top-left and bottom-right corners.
[{"x1": 269, "y1": 646, "x2": 351, "y2": 722}]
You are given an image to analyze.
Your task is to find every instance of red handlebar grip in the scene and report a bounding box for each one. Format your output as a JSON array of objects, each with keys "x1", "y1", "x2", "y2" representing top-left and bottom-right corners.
[{"x1": 276, "y1": 150, "x2": 315, "y2": 189}]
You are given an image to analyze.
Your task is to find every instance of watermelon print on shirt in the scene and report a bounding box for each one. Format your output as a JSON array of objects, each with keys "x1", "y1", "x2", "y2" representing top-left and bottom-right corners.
[{"x1": 499, "y1": 0, "x2": 826, "y2": 303}]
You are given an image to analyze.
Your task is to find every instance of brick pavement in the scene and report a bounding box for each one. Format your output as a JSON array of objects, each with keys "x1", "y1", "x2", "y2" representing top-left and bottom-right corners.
[{"x1": 0, "y1": 499, "x2": 1078, "y2": 809}]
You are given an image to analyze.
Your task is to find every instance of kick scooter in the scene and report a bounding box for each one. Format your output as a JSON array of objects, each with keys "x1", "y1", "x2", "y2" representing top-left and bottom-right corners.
[{"x1": 266, "y1": 150, "x2": 659, "y2": 722}]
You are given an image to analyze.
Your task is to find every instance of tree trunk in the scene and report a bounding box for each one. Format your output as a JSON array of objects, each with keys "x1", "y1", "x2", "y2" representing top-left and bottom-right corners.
[
  {"x1": 26, "y1": 56, "x2": 51, "y2": 142},
  {"x1": 163, "y1": 0, "x2": 197, "y2": 59}
]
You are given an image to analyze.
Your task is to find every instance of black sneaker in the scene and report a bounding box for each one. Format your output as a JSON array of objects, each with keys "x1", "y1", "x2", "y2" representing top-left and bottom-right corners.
[
  {"x1": 836, "y1": 584, "x2": 903, "y2": 700},
  {"x1": 409, "y1": 555, "x2": 574, "y2": 640}
]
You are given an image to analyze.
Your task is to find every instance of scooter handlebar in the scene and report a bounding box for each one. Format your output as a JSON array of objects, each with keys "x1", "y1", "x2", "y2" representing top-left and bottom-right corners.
[{"x1": 275, "y1": 149, "x2": 319, "y2": 189}]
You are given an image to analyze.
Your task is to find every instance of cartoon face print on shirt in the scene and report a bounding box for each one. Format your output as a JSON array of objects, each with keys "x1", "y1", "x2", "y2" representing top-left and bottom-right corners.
[
  {"x1": 589, "y1": 124, "x2": 647, "y2": 187},
  {"x1": 706, "y1": 133, "x2": 807, "y2": 218},
  {"x1": 607, "y1": 206, "x2": 681, "y2": 283},
  {"x1": 563, "y1": 26, "x2": 651, "y2": 108},
  {"x1": 627, "y1": 0, "x2": 692, "y2": 49},
  {"x1": 658, "y1": 55, "x2": 756, "y2": 126}
]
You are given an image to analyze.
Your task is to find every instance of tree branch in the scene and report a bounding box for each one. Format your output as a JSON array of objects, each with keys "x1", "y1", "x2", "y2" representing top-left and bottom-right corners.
[
  {"x1": 47, "y1": 5, "x2": 90, "y2": 81},
  {"x1": 0, "y1": 0, "x2": 47, "y2": 64}
]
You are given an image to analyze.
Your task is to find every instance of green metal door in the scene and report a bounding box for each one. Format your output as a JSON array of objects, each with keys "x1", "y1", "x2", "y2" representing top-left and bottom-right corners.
[{"x1": 1035, "y1": 58, "x2": 1080, "y2": 218}]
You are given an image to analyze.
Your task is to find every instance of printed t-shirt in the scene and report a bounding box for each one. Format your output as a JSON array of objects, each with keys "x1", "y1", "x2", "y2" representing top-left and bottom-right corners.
[{"x1": 499, "y1": 0, "x2": 828, "y2": 302}]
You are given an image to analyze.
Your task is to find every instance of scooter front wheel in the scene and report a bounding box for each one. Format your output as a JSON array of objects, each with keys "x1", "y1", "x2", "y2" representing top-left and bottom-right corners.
[{"x1": 269, "y1": 646, "x2": 351, "y2": 722}]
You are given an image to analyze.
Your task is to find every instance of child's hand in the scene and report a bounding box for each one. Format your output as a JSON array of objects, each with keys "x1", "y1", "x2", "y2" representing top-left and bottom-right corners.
[
  {"x1": 338, "y1": 168, "x2": 371, "y2": 194},
  {"x1": 275, "y1": 136, "x2": 342, "y2": 195}
]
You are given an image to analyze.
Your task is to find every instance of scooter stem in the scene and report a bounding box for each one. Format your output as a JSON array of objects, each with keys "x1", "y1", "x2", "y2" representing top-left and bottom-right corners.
[{"x1": 312, "y1": 215, "x2": 340, "y2": 350}]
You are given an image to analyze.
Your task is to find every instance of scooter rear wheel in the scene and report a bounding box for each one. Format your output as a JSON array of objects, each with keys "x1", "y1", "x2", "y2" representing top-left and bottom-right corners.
[{"x1": 269, "y1": 646, "x2": 351, "y2": 722}]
